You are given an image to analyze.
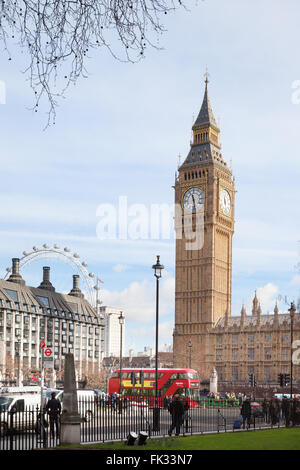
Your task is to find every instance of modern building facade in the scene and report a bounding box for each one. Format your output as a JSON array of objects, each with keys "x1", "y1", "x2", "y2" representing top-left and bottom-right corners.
[
  {"x1": 99, "y1": 306, "x2": 125, "y2": 358},
  {"x1": 173, "y1": 76, "x2": 300, "y2": 385},
  {"x1": 0, "y1": 258, "x2": 104, "y2": 384}
]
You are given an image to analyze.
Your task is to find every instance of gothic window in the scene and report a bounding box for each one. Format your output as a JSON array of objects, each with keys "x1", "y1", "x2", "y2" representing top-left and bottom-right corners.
[
  {"x1": 248, "y1": 348, "x2": 255, "y2": 361},
  {"x1": 216, "y1": 335, "x2": 222, "y2": 345},
  {"x1": 232, "y1": 334, "x2": 238, "y2": 344},
  {"x1": 231, "y1": 367, "x2": 238, "y2": 380},
  {"x1": 232, "y1": 349, "x2": 238, "y2": 361},
  {"x1": 264, "y1": 348, "x2": 272, "y2": 360},
  {"x1": 281, "y1": 348, "x2": 289, "y2": 361},
  {"x1": 216, "y1": 350, "x2": 222, "y2": 361},
  {"x1": 248, "y1": 335, "x2": 255, "y2": 344},
  {"x1": 264, "y1": 366, "x2": 272, "y2": 382},
  {"x1": 264, "y1": 334, "x2": 272, "y2": 343}
]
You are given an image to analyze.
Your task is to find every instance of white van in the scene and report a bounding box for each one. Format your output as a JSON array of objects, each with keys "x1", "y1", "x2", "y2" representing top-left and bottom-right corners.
[
  {"x1": 0, "y1": 393, "x2": 41, "y2": 435},
  {"x1": 45, "y1": 389, "x2": 95, "y2": 421}
]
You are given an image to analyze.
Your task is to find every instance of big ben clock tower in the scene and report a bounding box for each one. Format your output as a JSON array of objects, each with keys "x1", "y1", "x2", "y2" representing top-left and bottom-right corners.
[{"x1": 173, "y1": 73, "x2": 235, "y2": 379}]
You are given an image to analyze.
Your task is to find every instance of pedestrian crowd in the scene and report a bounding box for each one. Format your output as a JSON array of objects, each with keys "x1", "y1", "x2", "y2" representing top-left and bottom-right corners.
[
  {"x1": 261, "y1": 396, "x2": 300, "y2": 427},
  {"x1": 95, "y1": 392, "x2": 130, "y2": 413}
]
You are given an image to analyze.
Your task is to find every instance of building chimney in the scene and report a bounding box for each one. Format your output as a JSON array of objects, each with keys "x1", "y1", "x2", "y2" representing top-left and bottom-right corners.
[
  {"x1": 7, "y1": 258, "x2": 25, "y2": 285},
  {"x1": 69, "y1": 275, "x2": 84, "y2": 299},
  {"x1": 38, "y1": 266, "x2": 55, "y2": 292}
]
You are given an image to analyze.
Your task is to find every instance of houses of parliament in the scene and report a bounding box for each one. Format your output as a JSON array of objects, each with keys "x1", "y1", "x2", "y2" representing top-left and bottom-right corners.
[{"x1": 173, "y1": 73, "x2": 300, "y2": 386}]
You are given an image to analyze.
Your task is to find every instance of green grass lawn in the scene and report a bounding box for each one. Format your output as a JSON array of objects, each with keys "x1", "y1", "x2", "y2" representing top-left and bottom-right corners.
[{"x1": 58, "y1": 428, "x2": 300, "y2": 451}]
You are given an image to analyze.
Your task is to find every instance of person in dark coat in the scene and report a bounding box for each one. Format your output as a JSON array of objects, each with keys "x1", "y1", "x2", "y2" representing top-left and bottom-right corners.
[
  {"x1": 240, "y1": 398, "x2": 251, "y2": 429},
  {"x1": 281, "y1": 396, "x2": 291, "y2": 427},
  {"x1": 168, "y1": 395, "x2": 184, "y2": 436},
  {"x1": 45, "y1": 392, "x2": 61, "y2": 439},
  {"x1": 262, "y1": 399, "x2": 269, "y2": 423},
  {"x1": 268, "y1": 399, "x2": 277, "y2": 426}
]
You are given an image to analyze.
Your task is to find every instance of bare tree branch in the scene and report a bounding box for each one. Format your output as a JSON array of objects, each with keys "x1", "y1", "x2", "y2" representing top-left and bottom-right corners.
[{"x1": 0, "y1": 0, "x2": 185, "y2": 126}]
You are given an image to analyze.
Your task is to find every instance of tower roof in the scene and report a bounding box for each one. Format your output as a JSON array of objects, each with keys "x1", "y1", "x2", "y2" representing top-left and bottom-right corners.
[
  {"x1": 179, "y1": 71, "x2": 230, "y2": 173},
  {"x1": 193, "y1": 71, "x2": 218, "y2": 130}
]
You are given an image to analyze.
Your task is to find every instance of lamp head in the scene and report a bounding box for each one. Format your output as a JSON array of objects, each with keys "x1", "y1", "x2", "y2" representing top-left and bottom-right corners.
[{"x1": 152, "y1": 255, "x2": 164, "y2": 279}]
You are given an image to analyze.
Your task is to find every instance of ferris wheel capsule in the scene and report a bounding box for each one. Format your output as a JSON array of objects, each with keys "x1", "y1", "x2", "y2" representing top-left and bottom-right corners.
[
  {"x1": 89, "y1": 273, "x2": 95, "y2": 278},
  {"x1": 43, "y1": 244, "x2": 49, "y2": 249},
  {"x1": 33, "y1": 246, "x2": 38, "y2": 251},
  {"x1": 82, "y1": 262, "x2": 88, "y2": 267},
  {"x1": 73, "y1": 253, "x2": 80, "y2": 258},
  {"x1": 23, "y1": 251, "x2": 29, "y2": 256},
  {"x1": 54, "y1": 244, "x2": 60, "y2": 249},
  {"x1": 64, "y1": 247, "x2": 71, "y2": 252}
]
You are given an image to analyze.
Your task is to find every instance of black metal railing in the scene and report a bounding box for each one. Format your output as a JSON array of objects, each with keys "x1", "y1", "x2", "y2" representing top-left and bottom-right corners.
[
  {"x1": 79, "y1": 394, "x2": 278, "y2": 443},
  {"x1": 0, "y1": 405, "x2": 60, "y2": 450},
  {"x1": 0, "y1": 394, "x2": 292, "y2": 450}
]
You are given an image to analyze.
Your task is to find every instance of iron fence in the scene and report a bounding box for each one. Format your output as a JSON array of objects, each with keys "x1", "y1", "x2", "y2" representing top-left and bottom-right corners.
[{"x1": 0, "y1": 395, "x2": 289, "y2": 450}]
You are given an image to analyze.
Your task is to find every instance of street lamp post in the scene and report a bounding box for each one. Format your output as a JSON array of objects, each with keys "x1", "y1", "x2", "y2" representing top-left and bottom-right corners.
[
  {"x1": 188, "y1": 340, "x2": 192, "y2": 369},
  {"x1": 289, "y1": 302, "x2": 296, "y2": 398},
  {"x1": 152, "y1": 255, "x2": 164, "y2": 431},
  {"x1": 15, "y1": 329, "x2": 21, "y2": 387},
  {"x1": 118, "y1": 312, "x2": 125, "y2": 395}
]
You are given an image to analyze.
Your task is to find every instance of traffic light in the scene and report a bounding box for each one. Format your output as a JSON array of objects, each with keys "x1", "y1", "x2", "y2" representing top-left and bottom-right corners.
[
  {"x1": 284, "y1": 373, "x2": 290, "y2": 387},
  {"x1": 140, "y1": 370, "x2": 144, "y2": 388},
  {"x1": 131, "y1": 371, "x2": 136, "y2": 387},
  {"x1": 248, "y1": 373, "x2": 256, "y2": 387},
  {"x1": 278, "y1": 373, "x2": 284, "y2": 387}
]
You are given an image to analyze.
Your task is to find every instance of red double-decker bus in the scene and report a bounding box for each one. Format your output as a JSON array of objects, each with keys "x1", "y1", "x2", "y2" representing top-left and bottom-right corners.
[{"x1": 108, "y1": 368, "x2": 202, "y2": 407}]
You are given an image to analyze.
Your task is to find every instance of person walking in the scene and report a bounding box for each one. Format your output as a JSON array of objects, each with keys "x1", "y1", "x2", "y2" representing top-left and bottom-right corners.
[
  {"x1": 168, "y1": 395, "x2": 184, "y2": 436},
  {"x1": 281, "y1": 396, "x2": 291, "y2": 427},
  {"x1": 45, "y1": 392, "x2": 61, "y2": 440},
  {"x1": 240, "y1": 398, "x2": 252, "y2": 430},
  {"x1": 269, "y1": 399, "x2": 277, "y2": 426},
  {"x1": 274, "y1": 397, "x2": 281, "y2": 424},
  {"x1": 262, "y1": 398, "x2": 269, "y2": 423}
]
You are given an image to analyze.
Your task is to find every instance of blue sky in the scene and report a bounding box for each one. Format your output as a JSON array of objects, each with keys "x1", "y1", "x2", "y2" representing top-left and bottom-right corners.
[{"x1": 1, "y1": 0, "x2": 300, "y2": 354}]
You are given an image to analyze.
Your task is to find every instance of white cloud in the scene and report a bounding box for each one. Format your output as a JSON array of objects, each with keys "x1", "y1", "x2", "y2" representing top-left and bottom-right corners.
[
  {"x1": 113, "y1": 264, "x2": 129, "y2": 273},
  {"x1": 127, "y1": 321, "x2": 174, "y2": 352},
  {"x1": 290, "y1": 275, "x2": 300, "y2": 287},
  {"x1": 244, "y1": 283, "x2": 279, "y2": 314},
  {"x1": 101, "y1": 277, "x2": 175, "y2": 323}
]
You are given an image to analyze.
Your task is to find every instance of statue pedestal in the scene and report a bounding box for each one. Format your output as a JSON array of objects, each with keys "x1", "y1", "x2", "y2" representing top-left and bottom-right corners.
[
  {"x1": 60, "y1": 414, "x2": 82, "y2": 445},
  {"x1": 60, "y1": 353, "x2": 82, "y2": 445},
  {"x1": 210, "y1": 367, "x2": 218, "y2": 395}
]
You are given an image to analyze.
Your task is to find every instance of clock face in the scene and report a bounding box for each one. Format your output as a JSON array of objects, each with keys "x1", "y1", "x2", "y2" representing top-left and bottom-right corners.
[
  {"x1": 220, "y1": 189, "x2": 231, "y2": 215},
  {"x1": 182, "y1": 187, "x2": 205, "y2": 213}
]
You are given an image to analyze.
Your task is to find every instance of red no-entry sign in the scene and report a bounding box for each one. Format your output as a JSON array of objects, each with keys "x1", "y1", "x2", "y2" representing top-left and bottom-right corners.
[
  {"x1": 40, "y1": 341, "x2": 46, "y2": 349},
  {"x1": 44, "y1": 348, "x2": 53, "y2": 357}
]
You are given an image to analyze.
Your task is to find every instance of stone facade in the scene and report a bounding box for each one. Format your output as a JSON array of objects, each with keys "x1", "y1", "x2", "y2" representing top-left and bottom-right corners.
[
  {"x1": 213, "y1": 299, "x2": 300, "y2": 384},
  {"x1": 0, "y1": 259, "x2": 104, "y2": 384},
  {"x1": 173, "y1": 76, "x2": 235, "y2": 379},
  {"x1": 173, "y1": 77, "x2": 300, "y2": 385}
]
